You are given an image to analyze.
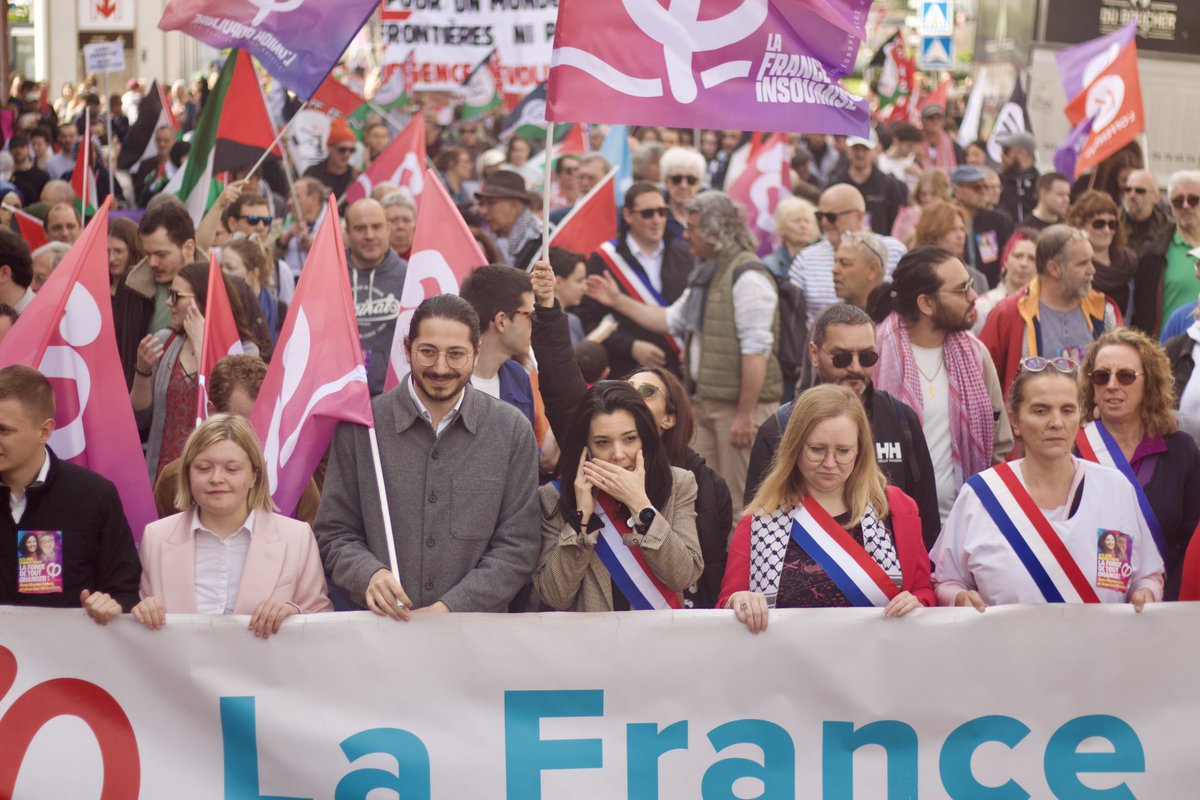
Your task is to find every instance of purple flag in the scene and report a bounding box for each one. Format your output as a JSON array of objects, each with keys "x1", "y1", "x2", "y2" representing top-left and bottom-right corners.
[
  {"x1": 1055, "y1": 20, "x2": 1136, "y2": 102},
  {"x1": 159, "y1": 0, "x2": 378, "y2": 100},
  {"x1": 546, "y1": 0, "x2": 871, "y2": 136},
  {"x1": 1053, "y1": 117, "x2": 1094, "y2": 180}
]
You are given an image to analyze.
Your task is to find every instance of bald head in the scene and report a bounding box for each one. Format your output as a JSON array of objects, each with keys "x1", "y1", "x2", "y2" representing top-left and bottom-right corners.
[
  {"x1": 1122, "y1": 169, "x2": 1159, "y2": 222},
  {"x1": 40, "y1": 180, "x2": 76, "y2": 206},
  {"x1": 818, "y1": 183, "x2": 867, "y2": 247},
  {"x1": 346, "y1": 198, "x2": 389, "y2": 269}
]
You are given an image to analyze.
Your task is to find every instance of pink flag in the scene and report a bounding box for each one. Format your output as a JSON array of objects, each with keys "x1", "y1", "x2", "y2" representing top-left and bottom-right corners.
[
  {"x1": 549, "y1": 167, "x2": 618, "y2": 256},
  {"x1": 384, "y1": 170, "x2": 485, "y2": 392},
  {"x1": 546, "y1": 0, "x2": 871, "y2": 135},
  {"x1": 196, "y1": 253, "x2": 244, "y2": 424},
  {"x1": 343, "y1": 113, "x2": 426, "y2": 207},
  {"x1": 726, "y1": 133, "x2": 791, "y2": 256},
  {"x1": 0, "y1": 199, "x2": 156, "y2": 540},
  {"x1": 250, "y1": 197, "x2": 374, "y2": 517}
]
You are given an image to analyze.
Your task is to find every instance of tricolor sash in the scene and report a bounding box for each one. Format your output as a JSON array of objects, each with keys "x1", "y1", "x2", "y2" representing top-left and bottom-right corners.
[
  {"x1": 966, "y1": 463, "x2": 1101, "y2": 604},
  {"x1": 788, "y1": 497, "x2": 900, "y2": 608},
  {"x1": 1075, "y1": 420, "x2": 1167, "y2": 561},
  {"x1": 595, "y1": 241, "x2": 684, "y2": 356}
]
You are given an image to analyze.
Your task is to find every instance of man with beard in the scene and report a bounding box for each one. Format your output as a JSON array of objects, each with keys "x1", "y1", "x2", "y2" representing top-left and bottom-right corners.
[
  {"x1": 996, "y1": 131, "x2": 1039, "y2": 224},
  {"x1": 314, "y1": 294, "x2": 541, "y2": 617},
  {"x1": 744, "y1": 304, "x2": 940, "y2": 546},
  {"x1": 872, "y1": 247, "x2": 1012, "y2": 524},
  {"x1": 1119, "y1": 169, "x2": 1172, "y2": 258},
  {"x1": 981, "y1": 224, "x2": 1121, "y2": 396}
]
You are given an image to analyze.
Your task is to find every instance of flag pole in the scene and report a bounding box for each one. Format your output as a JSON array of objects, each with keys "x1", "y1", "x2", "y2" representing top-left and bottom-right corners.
[
  {"x1": 538, "y1": 121, "x2": 554, "y2": 269},
  {"x1": 104, "y1": 67, "x2": 116, "y2": 204},
  {"x1": 81, "y1": 108, "x2": 90, "y2": 229},
  {"x1": 245, "y1": 99, "x2": 309, "y2": 181},
  {"x1": 367, "y1": 426, "x2": 404, "y2": 587}
]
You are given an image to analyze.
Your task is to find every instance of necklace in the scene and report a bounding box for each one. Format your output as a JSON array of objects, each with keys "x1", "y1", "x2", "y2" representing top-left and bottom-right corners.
[{"x1": 915, "y1": 353, "x2": 944, "y2": 398}]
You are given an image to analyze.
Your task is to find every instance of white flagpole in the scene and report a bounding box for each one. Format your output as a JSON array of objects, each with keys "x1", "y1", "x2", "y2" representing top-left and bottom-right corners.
[
  {"x1": 245, "y1": 100, "x2": 309, "y2": 181},
  {"x1": 538, "y1": 121, "x2": 555, "y2": 270},
  {"x1": 104, "y1": 67, "x2": 116, "y2": 203},
  {"x1": 367, "y1": 427, "x2": 404, "y2": 591}
]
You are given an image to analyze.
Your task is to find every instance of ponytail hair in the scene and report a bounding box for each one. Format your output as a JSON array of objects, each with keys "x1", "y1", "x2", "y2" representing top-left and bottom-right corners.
[{"x1": 867, "y1": 246, "x2": 955, "y2": 324}]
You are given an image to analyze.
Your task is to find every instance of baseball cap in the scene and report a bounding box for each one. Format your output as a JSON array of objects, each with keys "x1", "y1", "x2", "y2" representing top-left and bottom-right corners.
[
  {"x1": 921, "y1": 104, "x2": 945, "y2": 119},
  {"x1": 951, "y1": 165, "x2": 989, "y2": 185},
  {"x1": 846, "y1": 129, "x2": 879, "y2": 149},
  {"x1": 997, "y1": 131, "x2": 1036, "y2": 153}
]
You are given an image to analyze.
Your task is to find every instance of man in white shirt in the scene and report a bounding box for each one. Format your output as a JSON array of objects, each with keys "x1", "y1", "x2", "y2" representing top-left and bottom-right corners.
[{"x1": 458, "y1": 265, "x2": 539, "y2": 426}]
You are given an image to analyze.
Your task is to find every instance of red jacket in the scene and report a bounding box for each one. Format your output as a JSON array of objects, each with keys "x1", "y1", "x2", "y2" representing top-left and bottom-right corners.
[
  {"x1": 1176, "y1": 520, "x2": 1200, "y2": 601},
  {"x1": 717, "y1": 486, "x2": 934, "y2": 608}
]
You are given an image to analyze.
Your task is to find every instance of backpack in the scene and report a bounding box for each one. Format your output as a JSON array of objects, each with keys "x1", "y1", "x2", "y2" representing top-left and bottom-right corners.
[{"x1": 733, "y1": 263, "x2": 809, "y2": 380}]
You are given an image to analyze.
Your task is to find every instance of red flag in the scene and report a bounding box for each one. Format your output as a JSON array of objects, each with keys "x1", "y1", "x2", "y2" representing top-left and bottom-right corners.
[
  {"x1": 726, "y1": 133, "x2": 791, "y2": 256},
  {"x1": 1064, "y1": 39, "x2": 1144, "y2": 178},
  {"x1": 343, "y1": 113, "x2": 426, "y2": 207},
  {"x1": 0, "y1": 199, "x2": 155, "y2": 540},
  {"x1": 549, "y1": 167, "x2": 618, "y2": 256},
  {"x1": 915, "y1": 76, "x2": 952, "y2": 119},
  {"x1": 310, "y1": 75, "x2": 366, "y2": 119},
  {"x1": 556, "y1": 124, "x2": 587, "y2": 157},
  {"x1": 384, "y1": 170, "x2": 486, "y2": 392},
  {"x1": 11, "y1": 208, "x2": 47, "y2": 251},
  {"x1": 250, "y1": 197, "x2": 374, "y2": 516},
  {"x1": 196, "y1": 253, "x2": 245, "y2": 424}
]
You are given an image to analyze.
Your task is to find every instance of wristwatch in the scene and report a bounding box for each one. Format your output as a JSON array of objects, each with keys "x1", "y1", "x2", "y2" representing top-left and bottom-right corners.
[{"x1": 632, "y1": 507, "x2": 655, "y2": 535}]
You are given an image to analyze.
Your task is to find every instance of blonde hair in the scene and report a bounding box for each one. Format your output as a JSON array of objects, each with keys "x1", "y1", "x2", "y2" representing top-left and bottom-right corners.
[
  {"x1": 1080, "y1": 327, "x2": 1178, "y2": 437},
  {"x1": 747, "y1": 384, "x2": 888, "y2": 526},
  {"x1": 175, "y1": 414, "x2": 272, "y2": 512}
]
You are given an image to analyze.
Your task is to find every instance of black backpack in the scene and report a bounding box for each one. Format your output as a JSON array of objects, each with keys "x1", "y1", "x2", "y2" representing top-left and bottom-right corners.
[{"x1": 734, "y1": 263, "x2": 809, "y2": 380}]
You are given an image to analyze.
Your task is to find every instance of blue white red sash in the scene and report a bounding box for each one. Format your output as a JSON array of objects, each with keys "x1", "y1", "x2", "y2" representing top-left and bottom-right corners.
[
  {"x1": 966, "y1": 463, "x2": 1101, "y2": 603},
  {"x1": 787, "y1": 497, "x2": 900, "y2": 608},
  {"x1": 595, "y1": 241, "x2": 684, "y2": 356},
  {"x1": 1075, "y1": 420, "x2": 1167, "y2": 561}
]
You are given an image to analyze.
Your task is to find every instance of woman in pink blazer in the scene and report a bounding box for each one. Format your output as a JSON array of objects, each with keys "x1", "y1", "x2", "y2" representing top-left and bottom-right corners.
[{"x1": 83, "y1": 414, "x2": 331, "y2": 637}]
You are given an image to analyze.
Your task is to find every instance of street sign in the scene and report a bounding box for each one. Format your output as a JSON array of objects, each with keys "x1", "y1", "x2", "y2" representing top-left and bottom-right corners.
[
  {"x1": 919, "y1": 36, "x2": 954, "y2": 70},
  {"x1": 83, "y1": 41, "x2": 126, "y2": 74},
  {"x1": 78, "y1": 0, "x2": 135, "y2": 31},
  {"x1": 919, "y1": 0, "x2": 954, "y2": 36}
]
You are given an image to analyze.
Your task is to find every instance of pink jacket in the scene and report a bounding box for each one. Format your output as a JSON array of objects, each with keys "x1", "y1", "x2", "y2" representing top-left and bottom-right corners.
[{"x1": 139, "y1": 510, "x2": 332, "y2": 614}]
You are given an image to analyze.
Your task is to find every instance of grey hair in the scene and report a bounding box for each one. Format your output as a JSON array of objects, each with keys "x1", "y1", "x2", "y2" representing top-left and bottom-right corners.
[
  {"x1": 0, "y1": 151, "x2": 12, "y2": 181},
  {"x1": 1167, "y1": 170, "x2": 1200, "y2": 198},
  {"x1": 579, "y1": 152, "x2": 612, "y2": 172},
  {"x1": 812, "y1": 303, "x2": 874, "y2": 347},
  {"x1": 379, "y1": 190, "x2": 416, "y2": 212},
  {"x1": 773, "y1": 196, "x2": 816, "y2": 236},
  {"x1": 838, "y1": 230, "x2": 887, "y2": 272},
  {"x1": 683, "y1": 191, "x2": 757, "y2": 254},
  {"x1": 1035, "y1": 223, "x2": 1088, "y2": 275},
  {"x1": 660, "y1": 146, "x2": 706, "y2": 180},
  {"x1": 631, "y1": 142, "x2": 665, "y2": 180},
  {"x1": 31, "y1": 241, "x2": 71, "y2": 263}
]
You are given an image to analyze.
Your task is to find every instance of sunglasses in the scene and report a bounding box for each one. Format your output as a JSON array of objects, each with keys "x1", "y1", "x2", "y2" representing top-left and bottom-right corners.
[
  {"x1": 241, "y1": 214, "x2": 273, "y2": 226},
  {"x1": 817, "y1": 209, "x2": 857, "y2": 225},
  {"x1": 1171, "y1": 194, "x2": 1200, "y2": 209},
  {"x1": 669, "y1": 174, "x2": 699, "y2": 186},
  {"x1": 1089, "y1": 218, "x2": 1119, "y2": 231},
  {"x1": 1091, "y1": 368, "x2": 1143, "y2": 386},
  {"x1": 335, "y1": 146, "x2": 356, "y2": 155},
  {"x1": 633, "y1": 207, "x2": 669, "y2": 220},
  {"x1": 632, "y1": 383, "x2": 660, "y2": 400},
  {"x1": 1020, "y1": 356, "x2": 1077, "y2": 374},
  {"x1": 825, "y1": 348, "x2": 879, "y2": 369},
  {"x1": 1123, "y1": 186, "x2": 1148, "y2": 195},
  {"x1": 167, "y1": 289, "x2": 196, "y2": 305}
]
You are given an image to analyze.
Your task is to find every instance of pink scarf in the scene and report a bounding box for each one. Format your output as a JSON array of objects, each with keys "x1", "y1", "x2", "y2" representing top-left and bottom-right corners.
[
  {"x1": 928, "y1": 131, "x2": 958, "y2": 171},
  {"x1": 874, "y1": 312, "x2": 993, "y2": 484}
]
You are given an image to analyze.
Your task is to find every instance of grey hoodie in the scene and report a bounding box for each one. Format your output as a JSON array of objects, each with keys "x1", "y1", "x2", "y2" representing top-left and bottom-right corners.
[{"x1": 347, "y1": 247, "x2": 408, "y2": 395}]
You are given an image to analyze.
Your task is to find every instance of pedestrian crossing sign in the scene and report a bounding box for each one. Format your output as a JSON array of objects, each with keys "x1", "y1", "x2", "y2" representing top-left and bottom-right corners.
[
  {"x1": 919, "y1": 1, "x2": 953, "y2": 36},
  {"x1": 919, "y1": 36, "x2": 954, "y2": 70}
]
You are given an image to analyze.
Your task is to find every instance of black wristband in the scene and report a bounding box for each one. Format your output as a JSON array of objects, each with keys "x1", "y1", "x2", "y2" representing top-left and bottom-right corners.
[{"x1": 135, "y1": 366, "x2": 152, "y2": 377}]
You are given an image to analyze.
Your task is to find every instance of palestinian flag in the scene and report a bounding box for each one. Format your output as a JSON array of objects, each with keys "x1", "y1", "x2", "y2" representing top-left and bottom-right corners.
[
  {"x1": 460, "y1": 48, "x2": 503, "y2": 120},
  {"x1": 70, "y1": 110, "x2": 98, "y2": 222},
  {"x1": 500, "y1": 82, "x2": 548, "y2": 142},
  {"x1": 165, "y1": 49, "x2": 281, "y2": 222},
  {"x1": 870, "y1": 32, "x2": 915, "y2": 124},
  {"x1": 117, "y1": 81, "x2": 178, "y2": 173},
  {"x1": 10, "y1": 207, "x2": 47, "y2": 251},
  {"x1": 373, "y1": 49, "x2": 416, "y2": 115}
]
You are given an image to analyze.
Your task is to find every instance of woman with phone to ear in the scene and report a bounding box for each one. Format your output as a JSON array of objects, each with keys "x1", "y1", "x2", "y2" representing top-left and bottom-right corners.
[{"x1": 533, "y1": 381, "x2": 703, "y2": 612}]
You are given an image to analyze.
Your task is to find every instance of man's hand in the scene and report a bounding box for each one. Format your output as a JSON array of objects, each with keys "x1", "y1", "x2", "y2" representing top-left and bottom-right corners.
[
  {"x1": 530, "y1": 260, "x2": 556, "y2": 308},
  {"x1": 217, "y1": 179, "x2": 249, "y2": 209},
  {"x1": 365, "y1": 569, "x2": 412, "y2": 621},
  {"x1": 729, "y1": 411, "x2": 754, "y2": 449},
  {"x1": 631, "y1": 340, "x2": 667, "y2": 368}
]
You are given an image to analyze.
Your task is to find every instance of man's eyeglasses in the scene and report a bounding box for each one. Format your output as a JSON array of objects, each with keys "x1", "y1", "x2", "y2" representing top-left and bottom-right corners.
[
  {"x1": 668, "y1": 174, "x2": 699, "y2": 186},
  {"x1": 1020, "y1": 356, "x2": 1078, "y2": 375},
  {"x1": 817, "y1": 209, "x2": 858, "y2": 225},
  {"x1": 1123, "y1": 186, "x2": 1148, "y2": 196},
  {"x1": 1089, "y1": 218, "x2": 1119, "y2": 231},
  {"x1": 167, "y1": 289, "x2": 196, "y2": 305},
  {"x1": 1171, "y1": 194, "x2": 1200, "y2": 209},
  {"x1": 240, "y1": 214, "x2": 273, "y2": 226},
  {"x1": 938, "y1": 283, "x2": 975, "y2": 297},
  {"x1": 413, "y1": 347, "x2": 472, "y2": 369},
  {"x1": 633, "y1": 207, "x2": 669, "y2": 220},
  {"x1": 824, "y1": 348, "x2": 879, "y2": 369},
  {"x1": 1091, "y1": 368, "x2": 1143, "y2": 386}
]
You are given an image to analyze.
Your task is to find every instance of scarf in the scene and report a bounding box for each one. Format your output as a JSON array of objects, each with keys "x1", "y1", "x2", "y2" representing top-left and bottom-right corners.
[
  {"x1": 749, "y1": 503, "x2": 898, "y2": 598},
  {"x1": 874, "y1": 311, "x2": 993, "y2": 484},
  {"x1": 1180, "y1": 319, "x2": 1200, "y2": 417},
  {"x1": 929, "y1": 131, "x2": 958, "y2": 171},
  {"x1": 493, "y1": 207, "x2": 542, "y2": 268}
]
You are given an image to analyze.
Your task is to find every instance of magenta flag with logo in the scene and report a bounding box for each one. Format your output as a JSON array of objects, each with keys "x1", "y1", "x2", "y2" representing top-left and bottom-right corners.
[
  {"x1": 250, "y1": 197, "x2": 374, "y2": 517},
  {"x1": 1055, "y1": 21, "x2": 1136, "y2": 104},
  {"x1": 343, "y1": 114, "x2": 427, "y2": 208},
  {"x1": 158, "y1": 0, "x2": 378, "y2": 100},
  {"x1": 384, "y1": 170, "x2": 486, "y2": 392},
  {"x1": 727, "y1": 133, "x2": 791, "y2": 256},
  {"x1": 0, "y1": 199, "x2": 155, "y2": 541},
  {"x1": 546, "y1": 0, "x2": 871, "y2": 135}
]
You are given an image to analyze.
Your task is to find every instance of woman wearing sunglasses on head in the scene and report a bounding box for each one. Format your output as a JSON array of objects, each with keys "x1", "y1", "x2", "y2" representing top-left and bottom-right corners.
[
  {"x1": 1067, "y1": 191, "x2": 1138, "y2": 319},
  {"x1": 720, "y1": 384, "x2": 933, "y2": 633},
  {"x1": 932, "y1": 356, "x2": 1164, "y2": 610},
  {"x1": 1075, "y1": 329, "x2": 1200, "y2": 600},
  {"x1": 533, "y1": 382, "x2": 703, "y2": 612}
]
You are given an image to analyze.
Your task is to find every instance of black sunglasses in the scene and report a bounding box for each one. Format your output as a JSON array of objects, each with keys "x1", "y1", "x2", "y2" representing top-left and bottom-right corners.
[
  {"x1": 1089, "y1": 218, "x2": 1119, "y2": 231},
  {"x1": 817, "y1": 209, "x2": 857, "y2": 225},
  {"x1": 826, "y1": 348, "x2": 879, "y2": 369},
  {"x1": 669, "y1": 174, "x2": 699, "y2": 186},
  {"x1": 241, "y1": 214, "x2": 273, "y2": 226},
  {"x1": 633, "y1": 207, "x2": 669, "y2": 220},
  {"x1": 335, "y1": 146, "x2": 356, "y2": 154},
  {"x1": 1091, "y1": 368, "x2": 1143, "y2": 386},
  {"x1": 1172, "y1": 194, "x2": 1200, "y2": 209}
]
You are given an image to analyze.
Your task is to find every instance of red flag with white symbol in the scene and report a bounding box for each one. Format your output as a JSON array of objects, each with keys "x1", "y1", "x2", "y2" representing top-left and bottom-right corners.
[
  {"x1": 726, "y1": 132, "x2": 791, "y2": 255},
  {"x1": 343, "y1": 113, "x2": 426, "y2": 207},
  {"x1": 548, "y1": 167, "x2": 618, "y2": 257},
  {"x1": 196, "y1": 252, "x2": 244, "y2": 424},
  {"x1": 1063, "y1": 38, "x2": 1144, "y2": 178},
  {"x1": 250, "y1": 197, "x2": 374, "y2": 517},
  {"x1": 0, "y1": 198, "x2": 155, "y2": 541}
]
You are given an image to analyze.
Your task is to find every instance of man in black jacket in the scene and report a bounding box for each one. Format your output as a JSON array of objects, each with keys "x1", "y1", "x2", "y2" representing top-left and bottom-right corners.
[
  {"x1": 953, "y1": 165, "x2": 1014, "y2": 288},
  {"x1": 0, "y1": 366, "x2": 140, "y2": 610},
  {"x1": 744, "y1": 304, "x2": 941, "y2": 547},
  {"x1": 577, "y1": 182, "x2": 692, "y2": 379}
]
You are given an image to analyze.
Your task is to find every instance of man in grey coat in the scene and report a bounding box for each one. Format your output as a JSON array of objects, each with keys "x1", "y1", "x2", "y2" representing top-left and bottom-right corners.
[{"x1": 314, "y1": 294, "x2": 541, "y2": 616}]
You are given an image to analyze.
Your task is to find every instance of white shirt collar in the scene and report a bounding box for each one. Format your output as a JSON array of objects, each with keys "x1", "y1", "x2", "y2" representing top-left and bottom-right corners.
[
  {"x1": 628, "y1": 236, "x2": 665, "y2": 261},
  {"x1": 192, "y1": 508, "x2": 256, "y2": 537},
  {"x1": 407, "y1": 375, "x2": 466, "y2": 435}
]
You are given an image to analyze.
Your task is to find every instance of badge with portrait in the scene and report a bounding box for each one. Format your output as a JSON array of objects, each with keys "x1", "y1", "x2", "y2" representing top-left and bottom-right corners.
[
  {"x1": 17, "y1": 530, "x2": 63, "y2": 594},
  {"x1": 977, "y1": 230, "x2": 1000, "y2": 264},
  {"x1": 1095, "y1": 529, "x2": 1133, "y2": 593}
]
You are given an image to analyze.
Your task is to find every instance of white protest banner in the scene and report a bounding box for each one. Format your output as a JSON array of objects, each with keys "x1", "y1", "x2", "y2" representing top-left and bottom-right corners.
[
  {"x1": 380, "y1": 0, "x2": 556, "y2": 96},
  {"x1": 82, "y1": 41, "x2": 126, "y2": 74},
  {"x1": 0, "y1": 605, "x2": 1191, "y2": 797}
]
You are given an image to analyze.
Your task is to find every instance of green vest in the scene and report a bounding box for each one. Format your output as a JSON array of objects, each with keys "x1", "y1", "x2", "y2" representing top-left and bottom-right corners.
[{"x1": 690, "y1": 248, "x2": 782, "y2": 403}]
